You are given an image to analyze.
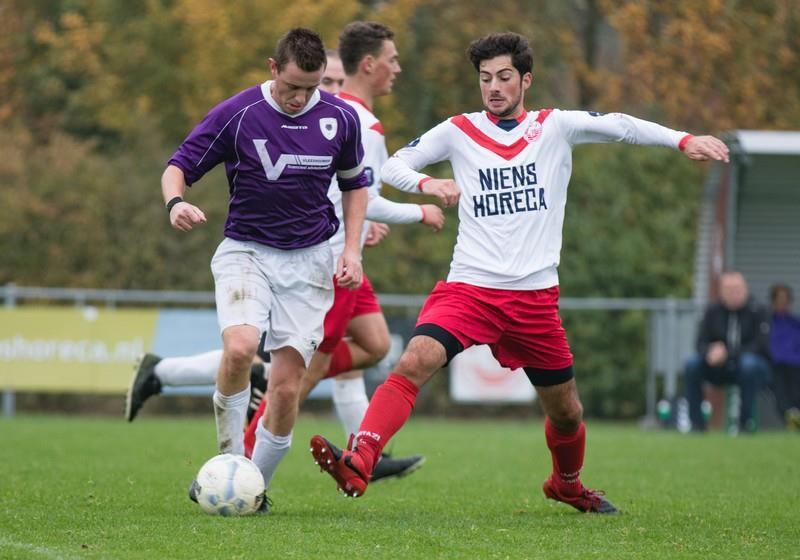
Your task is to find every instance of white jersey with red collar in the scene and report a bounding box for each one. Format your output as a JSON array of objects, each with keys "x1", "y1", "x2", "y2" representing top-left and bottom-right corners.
[
  {"x1": 382, "y1": 109, "x2": 690, "y2": 290},
  {"x1": 327, "y1": 92, "x2": 423, "y2": 258}
]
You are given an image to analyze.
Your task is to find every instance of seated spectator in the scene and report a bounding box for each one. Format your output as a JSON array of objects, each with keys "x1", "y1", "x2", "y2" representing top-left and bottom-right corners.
[
  {"x1": 769, "y1": 283, "x2": 800, "y2": 429},
  {"x1": 684, "y1": 271, "x2": 771, "y2": 433}
]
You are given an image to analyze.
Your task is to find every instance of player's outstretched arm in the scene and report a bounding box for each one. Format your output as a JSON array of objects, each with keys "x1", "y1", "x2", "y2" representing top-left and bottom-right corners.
[
  {"x1": 682, "y1": 135, "x2": 730, "y2": 163},
  {"x1": 162, "y1": 165, "x2": 206, "y2": 232},
  {"x1": 560, "y1": 111, "x2": 730, "y2": 164}
]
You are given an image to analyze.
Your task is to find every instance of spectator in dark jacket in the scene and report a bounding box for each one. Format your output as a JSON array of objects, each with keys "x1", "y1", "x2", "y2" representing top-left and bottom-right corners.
[
  {"x1": 769, "y1": 283, "x2": 800, "y2": 429},
  {"x1": 684, "y1": 271, "x2": 771, "y2": 432}
]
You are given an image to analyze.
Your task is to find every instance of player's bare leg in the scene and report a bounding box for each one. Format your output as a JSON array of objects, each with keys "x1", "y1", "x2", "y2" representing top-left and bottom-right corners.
[
  {"x1": 536, "y1": 378, "x2": 618, "y2": 514},
  {"x1": 536, "y1": 378, "x2": 583, "y2": 432},
  {"x1": 250, "y1": 346, "x2": 304, "y2": 489},
  {"x1": 299, "y1": 312, "x2": 391, "y2": 402},
  {"x1": 263, "y1": 346, "x2": 305, "y2": 435},
  {"x1": 214, "y1": 325, "x2": 259, "y2": 455},
  {"x1": 345, "y1": 312, "x2": 391, "y2": 370},
  {"x1": 310, "y1": 335, "x2": 445, "y2": 497},
  {"x1": 299, "y1": 350, "x2": 336, "y2": 401}
]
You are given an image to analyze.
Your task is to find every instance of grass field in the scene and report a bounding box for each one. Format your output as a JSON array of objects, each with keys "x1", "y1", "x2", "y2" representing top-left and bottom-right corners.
[{"x1": 1, "y1": 414, "x2": 798, "y2": 559}]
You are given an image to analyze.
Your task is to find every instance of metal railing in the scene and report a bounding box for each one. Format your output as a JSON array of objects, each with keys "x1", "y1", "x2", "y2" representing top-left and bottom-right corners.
[
  {"x1": 1, "y1": 283, "x2": 696, "y2": 311},
  {"x1": 1, "y1": 284, "x2": 699, "y2": 422}
]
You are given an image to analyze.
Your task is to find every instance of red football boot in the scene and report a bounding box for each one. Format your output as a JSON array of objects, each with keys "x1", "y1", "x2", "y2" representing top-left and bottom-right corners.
[
  {"x1": 309, "y1": 435, "x2": 370, "y2": 498},
  {"x1": 542, "y1": 477, "x2": 619, "y2": 514}
]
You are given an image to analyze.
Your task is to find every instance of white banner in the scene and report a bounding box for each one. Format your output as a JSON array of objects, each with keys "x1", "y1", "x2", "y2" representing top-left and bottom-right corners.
[{"x1": 449, "y1": 345, "x2": 536, "y2": 403}]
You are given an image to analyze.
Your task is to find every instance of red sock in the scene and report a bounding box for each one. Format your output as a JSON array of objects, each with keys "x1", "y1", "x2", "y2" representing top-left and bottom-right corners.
[
  {"x1": 243, "y1": 398, "x2": 268, "y2": 459},
  {"x1": 324, "y1": 340, "x2": 353, "y2": 380},
  {"x1": 354, "y1": 373, "x2": 419, "y2": 474},
  {"x1": 544, "y1": 417, "x2": 585, "y2": 495}
]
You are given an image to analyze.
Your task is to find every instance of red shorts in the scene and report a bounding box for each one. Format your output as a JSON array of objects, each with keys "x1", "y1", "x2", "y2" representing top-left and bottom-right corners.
[
  {"x1": 318, "y1": 274, "x2": 382, "y2": 353},
  {"x1": 415, "y1": 281, "x2": 573, "y2": 371}
]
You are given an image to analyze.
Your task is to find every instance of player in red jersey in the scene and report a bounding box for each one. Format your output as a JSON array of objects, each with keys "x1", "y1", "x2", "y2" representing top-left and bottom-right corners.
[{"x1": 310, "y1": 32, "x2": 729, "y2": 512}]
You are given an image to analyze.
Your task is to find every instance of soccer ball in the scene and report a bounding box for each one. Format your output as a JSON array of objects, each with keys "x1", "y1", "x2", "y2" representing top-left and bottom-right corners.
[{"x1": 194, "y1": 454, "x2": 265, "y2": 516}]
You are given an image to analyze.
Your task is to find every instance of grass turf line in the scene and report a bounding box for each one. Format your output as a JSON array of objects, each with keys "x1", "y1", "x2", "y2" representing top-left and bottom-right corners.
[{"x1": 1, "y1": 415, "x2": 798, "y2": 559}]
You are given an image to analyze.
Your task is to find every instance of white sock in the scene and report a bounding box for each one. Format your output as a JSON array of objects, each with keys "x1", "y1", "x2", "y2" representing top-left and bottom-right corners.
[
  {"x1": 332, "y1": 377, "x2": 369, "y2": 440},
  {"x1": 155, "y1": 350, "x2": 223, "y2": 386},
  {"x1": 251, "y1": 422, "x2": 292, "y2": 489},
  {"x1": 213, "y1": 385, "x2": 250, "y2": 455}
]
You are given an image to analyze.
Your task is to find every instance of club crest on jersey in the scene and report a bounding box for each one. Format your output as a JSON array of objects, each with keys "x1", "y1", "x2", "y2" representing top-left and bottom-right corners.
[
  {"x1": 319, "y1": 118, "x2": 337, "y2": 140},
  {"x1": 523, "y1": 121, "x2": 543, "y2": 143}
]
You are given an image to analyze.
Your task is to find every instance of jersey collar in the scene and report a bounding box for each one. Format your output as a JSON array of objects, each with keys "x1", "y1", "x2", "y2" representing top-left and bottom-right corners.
[
  {"x1": 485, "y1": 109, "x2": 527, "y2": 126},
  {"x1": 261, "y1": 80, "x2": 321, "y2": 118},
  {"x1": 338, "y1": 91, "x2": 372, "y2": 112}
]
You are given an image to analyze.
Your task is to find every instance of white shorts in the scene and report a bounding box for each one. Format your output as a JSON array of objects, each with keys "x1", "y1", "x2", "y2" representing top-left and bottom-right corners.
[{"x1": 210, "y1": 237, "x2": 335, "y2": 366}]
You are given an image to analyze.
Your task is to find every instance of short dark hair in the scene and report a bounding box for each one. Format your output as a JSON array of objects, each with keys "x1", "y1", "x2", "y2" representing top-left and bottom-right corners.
[
  {"x1": 275, "y1": 28, "x2": 326, "y2": 72},
  {"x1": 466, "y1": 32, "x2": 533, "y2": 77},
  {"x1": 325, "y1": 48, "x2": 340, "y2": 62},
  {"x1": 339, "y1": 21, "x2": 394, "y2": 76},
  {"x1": 770, "y1": 283, "x2": 793, "y2": 303}
]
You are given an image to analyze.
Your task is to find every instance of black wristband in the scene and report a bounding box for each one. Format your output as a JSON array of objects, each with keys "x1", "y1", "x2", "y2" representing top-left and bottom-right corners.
[{"x1": 166, "y1": 196, "x2": 184, "y2": 213}]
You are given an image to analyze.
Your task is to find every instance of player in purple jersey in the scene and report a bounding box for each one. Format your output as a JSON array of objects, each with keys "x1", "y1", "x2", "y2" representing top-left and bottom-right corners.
[
  {"x1": 246, "y1": 23, "x2": 438, "y2": 478},
  {"x1": 162, "y1": 28, "x2": 368, "y2": 513},
  {"x1": 129, "y1": 48, "x2": 428, "y2": 484}
]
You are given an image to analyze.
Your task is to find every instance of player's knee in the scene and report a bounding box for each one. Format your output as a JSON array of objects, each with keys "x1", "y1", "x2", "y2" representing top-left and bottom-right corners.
[
  {"x1": 223, "y1": 338, "x2": 258, "y2": 371},
  {"x1": 548, "y1": 399, "x2": 583, "y2": 431},
  {"x1": 393, "y1": 350, "x2": 435, "y2": 384},
  {"x1": 365, "y1": 335, "x2": 391, "y2": 366},
  {"x1": 269, "y1": 379, "x2": 300, "y2": 403}
]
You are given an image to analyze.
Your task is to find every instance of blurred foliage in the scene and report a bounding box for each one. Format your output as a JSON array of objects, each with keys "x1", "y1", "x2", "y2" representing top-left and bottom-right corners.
[
  {"x1": 561, "y1": 309, "x2": 648, "y2": 418},
  {"x1": 2, "y1": 0, "x2": 799, "y2": 416}
]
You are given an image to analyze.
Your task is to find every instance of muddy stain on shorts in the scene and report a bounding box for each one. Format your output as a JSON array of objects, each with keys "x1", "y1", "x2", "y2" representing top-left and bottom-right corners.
[{"x1": 226, "y1": 283, "x2": 257, "y2": 305}]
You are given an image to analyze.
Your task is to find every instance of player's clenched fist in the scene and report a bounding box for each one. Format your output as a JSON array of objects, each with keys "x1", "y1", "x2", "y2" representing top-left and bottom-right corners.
[
  {"x1": 170, "y1": 202, "x2": 207, "y2": 232},
  {"x1": 364, "y1": 222, "x2": 390, "y2": 247},
  {"x1": 683, "y1": 135, "x2": 730, "y2": 163},
  {"x1": 420, "y1": 204, "x2": 445, "y2": 232},
  {"x1": 336, "y1": 249, "x2": 363, "y2": 289},
  {"x1": 421, "y1": 178, "x2": 460, "y2": 208}
]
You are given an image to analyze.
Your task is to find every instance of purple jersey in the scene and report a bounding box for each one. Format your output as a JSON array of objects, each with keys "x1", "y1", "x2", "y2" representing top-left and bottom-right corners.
[
  {"x1": 771, "y1": 313, "x2": 800, "y2": 367},
  {"x1": 168, "y1": 82, "x2": 368, "y2": 250}
]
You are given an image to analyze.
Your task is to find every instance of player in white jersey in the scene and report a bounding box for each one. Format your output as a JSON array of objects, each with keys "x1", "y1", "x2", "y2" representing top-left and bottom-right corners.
[
  {"x1": 305, "y1": 22, "x2": 443, "y2": 405},
  {"x1": 310, "y1": 32, "x2": 729, "y2": 510}
]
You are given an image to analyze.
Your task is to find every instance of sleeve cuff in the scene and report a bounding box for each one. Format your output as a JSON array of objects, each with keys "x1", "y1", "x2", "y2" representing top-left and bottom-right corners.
[{"x1": 166, "y1": 159, "x2": 196, "y2": 186}]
